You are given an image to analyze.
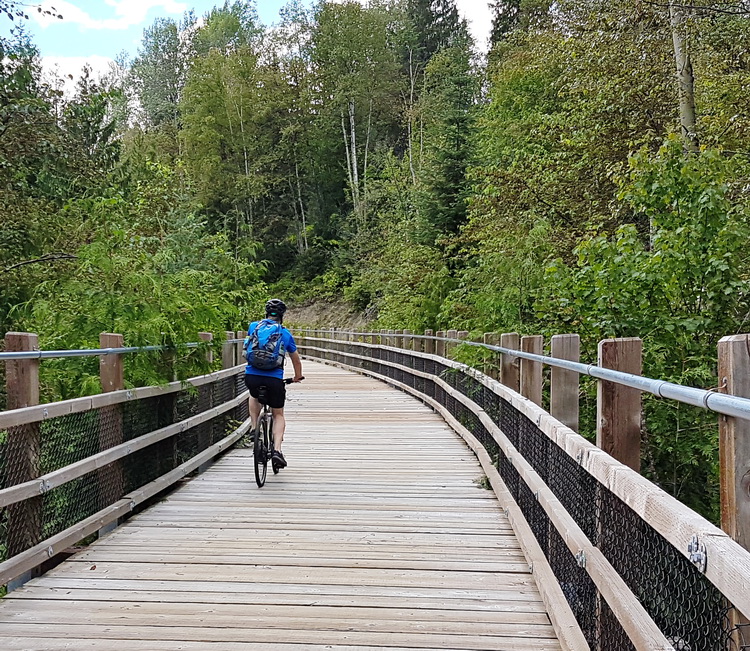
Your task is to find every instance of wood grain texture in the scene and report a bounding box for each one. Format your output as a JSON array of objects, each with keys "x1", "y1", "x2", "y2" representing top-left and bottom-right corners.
[
  {"x1": 0, "y1": 361, "x2": 560, "y2": 651},
  {"x1": 719, "y1": 334, "x2": 750, "y2": 551},
  {"x1": 520, "y1": 335, "x2": 543, "y2": 407},
  {"x1": 550, "y1": 334, "x2": 580, "y2": 433},
  {"x1": 500, "y1": 333, "x2": 520, "y2": 392},
  {"x1": 4, "y1": 332, "x2": 41, "y2": 560},
  {"x1": 298, "y1": 338, "x2": 750, "y2": 620},
  {"x1": 597, "y1": 338, "x2": 642, "y2": 472},
  {"x1": 312, "y1": 352, "x2": 673, "y2": 649}
]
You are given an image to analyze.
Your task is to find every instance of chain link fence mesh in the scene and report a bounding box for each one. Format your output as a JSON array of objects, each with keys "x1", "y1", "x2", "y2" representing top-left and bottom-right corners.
[
  {"x1": 300, "y1": 336, "x2": 747, "y2": 651},
  {"x1": 0, "y1": 370, "x2": 247, "y2": 568}
]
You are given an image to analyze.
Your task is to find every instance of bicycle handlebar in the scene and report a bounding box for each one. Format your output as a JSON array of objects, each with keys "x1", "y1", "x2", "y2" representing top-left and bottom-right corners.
[{"x1": 284, "y1": 376, "x2": 304, "y2": 384}]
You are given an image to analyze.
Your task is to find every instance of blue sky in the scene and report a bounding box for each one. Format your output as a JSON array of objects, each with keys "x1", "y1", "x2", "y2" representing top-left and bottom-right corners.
[
  {"x1": 2, "y1": 1, "x2": 490, "y2": 82},
  {"x1": 4, "y1": 1, "x2": 293, "y2": 59}
]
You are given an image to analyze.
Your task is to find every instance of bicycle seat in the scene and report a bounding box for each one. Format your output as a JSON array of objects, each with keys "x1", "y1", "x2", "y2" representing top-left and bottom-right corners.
[{"x1": 256, "y1": 384, "x2": 269, "y2": 405}]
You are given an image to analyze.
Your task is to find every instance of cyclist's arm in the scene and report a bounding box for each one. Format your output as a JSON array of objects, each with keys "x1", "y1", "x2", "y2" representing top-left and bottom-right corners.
[{"x1": 289, "y1": 351, "x2": 303, "y2": 382}]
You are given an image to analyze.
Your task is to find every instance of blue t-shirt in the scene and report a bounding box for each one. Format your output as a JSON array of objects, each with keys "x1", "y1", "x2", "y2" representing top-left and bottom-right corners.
[{"x1": 244, "y1": 320, "x2": 297, "y2": 380}]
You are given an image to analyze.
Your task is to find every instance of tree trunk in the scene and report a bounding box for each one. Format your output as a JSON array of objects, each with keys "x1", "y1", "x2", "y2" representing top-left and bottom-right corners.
[
  {"x1": 288, "y1": 176, "x2": 304, "y2": 254},
  {"x1": 407, "y1": 48, "x2": 417, "y2": 185},
  {"x1": 363, "y1": 99, "x2": 373, "y2": 227},
  {"x1": 348, "y1": 100, "x2": 361, "y2": 225},
  {"x1": 669, "y1": 4, "x2": 699, "y2": 153},
  {"x1": 341, "y1": 111, "x2": 356, "y2": 212},
  {"x1": 295, "y1": 160, "x2": 308, "y2": 251}
]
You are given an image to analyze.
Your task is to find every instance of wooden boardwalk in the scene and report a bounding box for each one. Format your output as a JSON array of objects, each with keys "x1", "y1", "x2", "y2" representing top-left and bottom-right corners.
[{"x1": 0, "y1": 361, "x2": 561, "y2": 650}]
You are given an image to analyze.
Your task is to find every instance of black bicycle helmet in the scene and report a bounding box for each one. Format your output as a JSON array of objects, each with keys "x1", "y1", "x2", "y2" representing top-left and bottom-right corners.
[{"x1": 265, "y1": 298, "x2": 287, "y2": 318}]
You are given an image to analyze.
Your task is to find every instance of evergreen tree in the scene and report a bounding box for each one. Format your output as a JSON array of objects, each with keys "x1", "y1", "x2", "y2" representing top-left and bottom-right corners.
[
  {"x1": 420, "y1": 37, "x2": 477, "y2": 235},
  {"x1": 406, "y1": 0, "x2": 467, "y2": 67},
  {"x1": 489, "y1": 0, "x2": 521, "y2": 45}
]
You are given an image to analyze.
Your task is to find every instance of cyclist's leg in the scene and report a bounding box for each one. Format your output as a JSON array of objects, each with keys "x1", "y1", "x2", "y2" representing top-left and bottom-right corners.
[
  {"x1": 271, "y1": 407, "x2": 285, "y2": 451},
  {"x1": 249, "y1": 396, "x2": 262, "y2": 430},
  {"x1": 244, "y1": 376, "x2": 263, "y2": 430}
]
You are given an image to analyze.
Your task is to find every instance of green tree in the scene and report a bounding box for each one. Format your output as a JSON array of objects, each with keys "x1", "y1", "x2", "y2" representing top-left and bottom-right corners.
[
  {"x1": 130, "y1": 16, "x2": 193, "y2": 131},
  {"x1": 310, "y1": 1, "x2": 405, "y2": 232},
  {"x1": 418, "y1": 39, "x2": 477, "y2": 235},
  {"x1": 541, "y1": 138, "x2": 750, "y2": 518}
]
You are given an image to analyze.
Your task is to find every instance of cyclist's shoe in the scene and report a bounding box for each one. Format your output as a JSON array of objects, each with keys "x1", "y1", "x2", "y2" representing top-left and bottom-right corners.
[{"x1": 272, "y1": 450, "x2": 287, "y2": 469}]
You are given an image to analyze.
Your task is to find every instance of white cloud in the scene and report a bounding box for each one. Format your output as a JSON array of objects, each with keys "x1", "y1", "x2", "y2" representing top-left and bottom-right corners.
[
  {"x1": 41, "y1": 55, "x2": 115, "y2": 96},
  {"x1": 457, "y1": 0, "x2": 493, "y2": 52},
  {"x1": 34, "y1": 0, "x2": 188, "y2": 30}
]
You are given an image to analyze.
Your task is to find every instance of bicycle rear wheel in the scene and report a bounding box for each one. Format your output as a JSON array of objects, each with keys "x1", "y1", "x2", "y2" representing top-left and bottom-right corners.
[{"x1": 254, "y1": 415, "x2": 269, "y2": 487}]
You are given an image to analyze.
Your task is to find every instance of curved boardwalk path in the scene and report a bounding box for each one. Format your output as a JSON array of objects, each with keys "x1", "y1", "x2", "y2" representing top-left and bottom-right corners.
[{"x1": 0, "y1": 361, "x2": 561, "y2": 650}]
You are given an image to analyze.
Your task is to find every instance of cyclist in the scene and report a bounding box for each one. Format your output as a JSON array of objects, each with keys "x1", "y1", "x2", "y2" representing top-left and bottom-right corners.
[{"x1": 244, "y1": 299, "x2": 303, "y2": 469}]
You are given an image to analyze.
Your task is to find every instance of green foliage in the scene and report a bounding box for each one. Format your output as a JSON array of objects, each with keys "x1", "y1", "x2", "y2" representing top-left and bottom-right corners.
[
  {"x1": 418, "y1": 40, "x2": 478, "y2": 235},
  {"x1": 11, "y1": 165, "x2": 265, "y2": 399},
  {"x1": 4, "y1": 0, "x2": 750, "y2": 522},
  {"x1": 130, "y1": 16, "x2": 190, "y2": 129},
  {"x1": 541, "y1": 138, "x2": 749, "y2": 518}
]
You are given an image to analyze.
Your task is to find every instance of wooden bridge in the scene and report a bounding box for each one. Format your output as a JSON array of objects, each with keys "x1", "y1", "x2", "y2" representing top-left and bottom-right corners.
[{"x1": 1, "y1": 329, "x2": 750, "y2": 650}]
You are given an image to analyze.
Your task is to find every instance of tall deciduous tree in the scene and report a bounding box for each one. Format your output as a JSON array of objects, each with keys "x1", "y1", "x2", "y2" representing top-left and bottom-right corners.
[
  {"x1": 311, "y1": 1, "x2": 404, "y2": 232},
  {"x1": 130, "y1": 16, "x2": 193, "y2": 131}
]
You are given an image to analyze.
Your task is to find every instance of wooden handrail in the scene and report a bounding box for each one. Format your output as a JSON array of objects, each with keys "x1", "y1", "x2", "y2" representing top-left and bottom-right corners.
[
  {"x1": 0, "y1": 364, "x2": 245, "y2": 430},
  {"x1": 0, "y1": 391, "x2": 249, "y2": 508},
  {"x1": 0, "y1": 417, "x2": 252, "y2": 586}
]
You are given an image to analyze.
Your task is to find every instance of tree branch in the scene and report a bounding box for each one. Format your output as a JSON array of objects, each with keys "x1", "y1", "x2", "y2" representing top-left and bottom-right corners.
[
  {"x1": 641, "y1": 1, "x2": 750, "y2": 15},
  {"x1": 3, "y1": 253, "x2": 77, "y2": 273}
]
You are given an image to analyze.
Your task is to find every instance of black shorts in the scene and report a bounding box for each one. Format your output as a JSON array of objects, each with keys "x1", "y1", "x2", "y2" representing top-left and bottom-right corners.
[{"x1": 244, "y1": 375, "x2": 286, "y2": 409}]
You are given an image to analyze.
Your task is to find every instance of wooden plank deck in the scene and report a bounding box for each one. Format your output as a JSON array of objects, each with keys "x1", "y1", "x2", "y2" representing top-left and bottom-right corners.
[{"x1": 0, "y1": 361, "x2": 561, "y2": 650}]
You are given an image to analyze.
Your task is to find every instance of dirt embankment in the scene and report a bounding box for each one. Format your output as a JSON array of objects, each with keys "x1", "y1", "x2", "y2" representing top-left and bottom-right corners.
[{"x1": 285, "y1": 299, "x2": 373, "y2": 329}]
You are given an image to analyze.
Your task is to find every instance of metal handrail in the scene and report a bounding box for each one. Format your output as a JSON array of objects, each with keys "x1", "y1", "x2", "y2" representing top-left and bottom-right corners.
[
  {"x1": 301, "y1": 329, "x2": 750, "y2": 422},
  {"x1": 0, "y1": 339, "x2": 246, "y2": 361}
]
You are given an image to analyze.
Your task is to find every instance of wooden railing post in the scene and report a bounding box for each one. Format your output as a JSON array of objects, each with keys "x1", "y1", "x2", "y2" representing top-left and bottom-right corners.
[
  {"x1": 718, "y1": 335, "x2": 750, "y2": 552},
  {"x1": 222, "y1": 331, "x2": 236, "y2": 369},
  {"x1": 98, "y1": 333, "x2": 125, "y2": 532},
  {"x1": 403, "y1": 329, "x2": 413, "y2": 351},
  {"x1": 100, "y1": 333, "x2": 124, "y2": 392},
  {"x1": 199, "y1": 332, "x2": 214, "y2": 365},
  {"x1": 520, "y1": 335, "x2": 543, "y2": 406},
  {"x1": 550, "y1": 334, "x2": 580, "y2": 432},
  {"x1": 483, "y1": 333, "x2": 500, "y2": 380},
  {"x1": 197, "y1": 333, "x2": 214, "y2": 473},
  {"x1": 446, "y1": 329, "x2": 458, "y2": 359},
  {"x1": 436, "y1": 331, "x2": 446, "y2": 358},
  {"x1": 236, "y1": 330, "x2": 245, "y2": 365},
  {"x1": 424, "y1": 329, "x2": 434, "y2": 355},
  {"x1": 500, "y1": 333, "x2": 520, "y2": 392},
  {"x1": 5, "y1": 332, "x2": 41, "y2": 587},
  {"x1": 597, "y1": 337, "x2": 642, "y2": 472}
]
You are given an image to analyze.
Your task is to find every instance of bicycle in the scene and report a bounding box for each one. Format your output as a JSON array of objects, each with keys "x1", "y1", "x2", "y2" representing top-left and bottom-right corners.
[{"x1": 253, "y1": 377, "x2": 303, "y2": 487}]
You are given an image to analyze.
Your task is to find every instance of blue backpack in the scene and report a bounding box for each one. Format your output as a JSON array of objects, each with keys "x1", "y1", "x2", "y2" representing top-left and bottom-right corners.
[{"x1": 244, "y1": 319, "x2": 285, "y2": 370}]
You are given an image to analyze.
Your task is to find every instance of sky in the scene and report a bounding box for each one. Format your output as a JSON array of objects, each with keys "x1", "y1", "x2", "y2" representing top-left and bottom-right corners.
[{"x1": 2, "y1": 1, "x2": 493, "y2": 84}]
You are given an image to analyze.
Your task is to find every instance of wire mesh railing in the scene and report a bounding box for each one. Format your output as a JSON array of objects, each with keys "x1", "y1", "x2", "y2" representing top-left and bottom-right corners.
[
  {"x1": 0, "y1": 364, "x2": 250, "y2": 588},
  {"x1": 297, "y1": 331, "x2": 750, "y2": 651}
]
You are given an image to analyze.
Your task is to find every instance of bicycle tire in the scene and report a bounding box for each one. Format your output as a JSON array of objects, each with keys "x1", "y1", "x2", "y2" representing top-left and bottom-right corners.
[{"x1": 254, "y1": 415, "x2": 268, "y2": 487}]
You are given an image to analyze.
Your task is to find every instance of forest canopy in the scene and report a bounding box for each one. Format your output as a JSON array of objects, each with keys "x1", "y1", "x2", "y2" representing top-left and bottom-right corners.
[{"x1": 1, "y1": 0, "x2": 750, "y2": 518}]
